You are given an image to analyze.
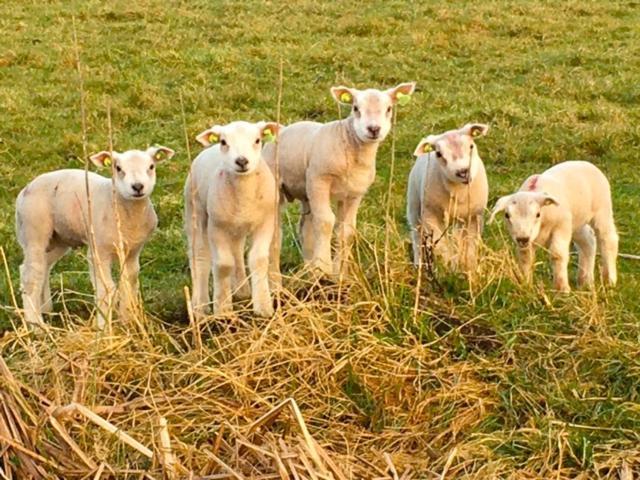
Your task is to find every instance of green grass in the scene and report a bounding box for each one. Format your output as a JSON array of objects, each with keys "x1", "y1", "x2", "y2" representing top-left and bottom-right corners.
[{"x1": 1, "y1": 0, "x2": 640, "y2": 477}]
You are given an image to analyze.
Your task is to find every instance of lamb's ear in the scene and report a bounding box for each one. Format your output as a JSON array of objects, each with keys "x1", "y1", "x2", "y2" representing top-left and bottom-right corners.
[
  {"x1": 413, "y1": 137, "x2": 436, "y2": 156},
  {"x1": 259, "y1": 122, "x2": 282, "y2": 143},
  {"x1": 90, "y1": 151, "x2": 119, "y2": 168},
  {"x1": 387, "y1": 82, "x2": 416, "y2": 105},
  {"x1": 537, "y1": 193, "x2": 559, "y2": 207},
  {"x1": 195, "y1": 126, "x2": 223, "y2": 147},
  {"x1": 462, "y1": 123, "x2": 490, "y2": 139},
  {"x1": 147, "y1": 146, "x2": 175, "y2": 163},
  {"x1": 331, "y1": 86, "x2": 357, "y2": 105},
  {"x1": 489, "y1": 195, "x2": 512, "y2": 224}
]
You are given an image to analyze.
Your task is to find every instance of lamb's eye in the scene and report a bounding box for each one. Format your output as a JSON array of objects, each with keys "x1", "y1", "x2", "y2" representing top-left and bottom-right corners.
[
  {"x1": 220, "y1": 139, "x2": 227, "y2": 147},
  {"x1": 470, "y1": 144, "x2": 474, "y2": 150},
  {"x1": 505, "y1": 212, "x2": 511, "y2": 220},
  {"x1": 353, "y1": 105, "x2": 359, "y2": 113},
  {"x1": 255, "y1": 138, "x2": 261, "y2": 145},
  {"x1": 536, "y1": 212, "x2": 541, "y2": 218},
  {"x1": 149, "y1": 164, "x2": 155, "y2": 171},
  {"x1": 386, "y1": 106, "x2": 392, "y2": 114},
  {"x1": 115, "y1": 165, "x2": 122, "y2": 173},
  {"x1": 436, "y1": 151, "x2": 443, "y2": 158}
]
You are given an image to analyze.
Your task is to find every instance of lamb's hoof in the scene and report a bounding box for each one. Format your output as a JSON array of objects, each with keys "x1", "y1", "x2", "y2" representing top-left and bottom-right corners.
[
  {"x1": 233, "y1": 284, "x2": 252, "y2": 301},
  {"x1": 253, "y1": 303, "x2": 274, "y2": 318},
  {"x1": 307, "y1": 260, "x2": 337, "y2": 282}
]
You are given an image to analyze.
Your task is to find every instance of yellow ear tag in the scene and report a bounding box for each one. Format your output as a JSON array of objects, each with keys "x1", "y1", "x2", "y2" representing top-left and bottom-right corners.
[
  {"x1": 208, "y1": 133, "x2": 219, "y2": 144},
  {"x1": 104, "y1": 158, "x2": 112, "y2": 167},
  {"x1": 423, "y1": 143, "x2": 433, "y2": 153},
  {"x1": 263, "y1": 128, "x2": 275, "y2": 143},
  {"x1": 339, "y1": 92, "x2": 352, "y2": 103},
  {"x1": 396, "y1": 91, "x2": 411, "y2": 106},
  {"x1": 471, "y1": 128, "x2": 481, "y2": 137},
  {"x1": 155, "y1": 152, "x2": 163, "y2": 161}
]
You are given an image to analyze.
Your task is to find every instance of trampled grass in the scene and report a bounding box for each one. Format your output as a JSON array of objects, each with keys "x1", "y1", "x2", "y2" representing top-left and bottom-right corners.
[{"x1": 1, "y1": 0, "x2": 639, "y2": 478}]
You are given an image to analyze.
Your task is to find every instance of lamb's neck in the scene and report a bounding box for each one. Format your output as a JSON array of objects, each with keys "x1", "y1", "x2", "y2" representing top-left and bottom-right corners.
[
  {"x1": 227, "y1": 169, "x2": 263, "y2": 201},
  {"x1": 115, "y1": 195, "x2": 154, "y2": 223},
  {"x1": 340, "y1": 117, "x2": 380, "y2": 167}
]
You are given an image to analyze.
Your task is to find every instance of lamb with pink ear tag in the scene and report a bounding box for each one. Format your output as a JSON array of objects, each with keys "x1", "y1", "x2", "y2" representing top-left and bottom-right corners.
[
  {"x1": 489, "y1": 160, "x2": 618, "y2": 292},
  {"x1": 407, "y1": 123, "x2": 490, "y2": 272},
  {"x1": 15, "y1": 144, "x2": 175, "y2": 329}
]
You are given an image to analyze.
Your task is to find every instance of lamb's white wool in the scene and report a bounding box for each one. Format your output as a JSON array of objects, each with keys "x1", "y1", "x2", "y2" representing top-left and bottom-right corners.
[
  {"x1": 490, "y1": 160, "x2": 618, "y2": 291},
  {"x1": 263, "y1": 82, "x2": 416, "y2": 276},
  {"x1": 16, "y1": 146, "x2": 174, "y2": 328},
  {"x1": 185, "y1": 121, "x2": 280, "y2": 318},
  {"x1": 406, "y1": 123, "x2": 490, "y2": 271}
]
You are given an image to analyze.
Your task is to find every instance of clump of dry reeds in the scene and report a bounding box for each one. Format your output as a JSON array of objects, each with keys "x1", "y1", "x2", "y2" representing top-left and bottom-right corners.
[{"x1": 3, "y1": 227, "x2": 639, "y2": 480}]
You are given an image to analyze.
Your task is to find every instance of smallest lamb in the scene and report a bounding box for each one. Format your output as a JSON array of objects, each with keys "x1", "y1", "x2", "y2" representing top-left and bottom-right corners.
[
  {"x1": 185, "y1": 121, "x2": 280, "y2": 318},
  {"x1": 16, "y1": 145, "x2": 175, "y2": 328},
  {"x1": 490, "y1": 160, "x2": 618, "y2": 292},
  {"x1": 407, "y1": 123, "x2": 490, "y2": 271}
]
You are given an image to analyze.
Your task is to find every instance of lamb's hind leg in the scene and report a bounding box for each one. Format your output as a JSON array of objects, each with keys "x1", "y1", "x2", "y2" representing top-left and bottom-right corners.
[
  {"x1": 592, "y1": 212, "x2": 618, "y2": 286},
  {"x1": 269, "y1": 198, "x2": 284, "y2": 290},
  {"x1": 41, "y1": 243, "x2": 69, "y2": 313},
  {"x1": 187, "y1": 207, "x2": 212, "y2": 316},
  {"x1": 298, "y1": 199, "x2": 314, "y2": 262},
  {"x1": 573, "y1": 224, "x2": 596, "y2": 288},
  {"x1": 20, "y1": 249, "x2": 47, "y2": 327}
]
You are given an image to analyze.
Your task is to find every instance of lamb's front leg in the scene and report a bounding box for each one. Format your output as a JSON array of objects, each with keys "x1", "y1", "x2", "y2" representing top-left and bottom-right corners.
[
  {"x1": 88, "y1": 249, "x2": 115, "y2": 330},
  {"x1": 307, "y1": 177, "x2": 335, "y2": 275},
  {"x1": 249, "y1": 220, "x2": 275, "y2": 317},
  {"x1": 232, "y1": 236, "x2": 250, "y2": 299},
  {"x1": 334, "y1": 195, "x2": 363, "y2": 275},
  {"x1": 549, "y1": 233, "x2": 571, "y2": 293},
  {"x1": 460, "y1": 214, "x2": 482, "y2": 272},
  {"x1": 516, "y1": 244, "x2": 535, "y2": 284},
  {"x1": 209, "y1": 228, "x2": 234, "y2": 315},
  {"x1": 119, "y1": 247, "x2": 142, "y2": 320},
  {"x1": 421, "y1": 213, "x2": 449, "y2": 268}
]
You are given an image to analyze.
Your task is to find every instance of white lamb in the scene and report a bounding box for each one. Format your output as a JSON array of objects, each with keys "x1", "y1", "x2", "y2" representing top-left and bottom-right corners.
[
  {"x1": 16, "y1": 145, "x2": 175, "y2": 328},
  {"x1": 489, "y1": 160, "x2": 618, "y2": 292},
  {"x1": 263, "y1": 82, "x2": 416, "y2": 276},
  {"x1": 406, "y1": 123, "x2": 490, "y2": 271},
  {"x1": 185, "y1": 121, "x2": 280, "y2": 318}
]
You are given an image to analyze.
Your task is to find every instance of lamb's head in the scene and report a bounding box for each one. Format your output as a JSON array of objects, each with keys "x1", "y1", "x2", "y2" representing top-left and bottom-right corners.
[
  {"x1": 90, "y1": 146, "x2": 175, "y2": 200},
  {"x1": 196, "y1": 121, "x2": 280, "y2": 175},
  {"x1": 489, "y1": 192, "x2": 559, "y2": 248},
  {"x1": 332, "y1": 82, "x2": 416, "y2": 144},
  {"x1": 413, "y1": 123, "x2": 489, "y2": 185}
]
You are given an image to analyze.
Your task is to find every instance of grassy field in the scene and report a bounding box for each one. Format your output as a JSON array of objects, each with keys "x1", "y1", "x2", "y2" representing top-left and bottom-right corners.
[{"x1": 1, "y1": 0, "x2": 640, "y2": 477}]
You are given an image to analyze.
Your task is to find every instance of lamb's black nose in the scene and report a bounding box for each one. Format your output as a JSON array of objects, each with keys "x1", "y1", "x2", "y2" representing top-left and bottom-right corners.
[
  {"x1": 235, "y1": 157, "x2": 249, "y2": 169},
  {"x1": 516, "y1": 236, "x2": 530, "y2": 247},
  {"x1": 132, "y1": 183, "x2": 144, "y2": 193},
  {"x1": 456, "y1": 168, "x2": 469, "y2": 179},
  {"x1": 367, "y1": 125, "x2": 381, "y2": 137}
]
